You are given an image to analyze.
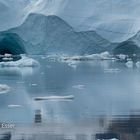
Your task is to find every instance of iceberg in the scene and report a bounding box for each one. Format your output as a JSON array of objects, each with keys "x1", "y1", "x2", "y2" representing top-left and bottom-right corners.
[
  {"x1": 0, "y1": 84, "x2": 10, "y2": 94},
  {"x1": 125, "y1": 60, "x2": 133, "y2": 68},
  {"x1": 0, "y1": 55, "x2": 39, "y2": 67},
  {"x1": 8, "y1": 104, "x2": 23, "y2": 108},
  {"x1": 116, "y1": 54, "x2": 127, "y2": 61},
  {"x1": 34, "y1": 95, "x2": 74, "y2": 101}
]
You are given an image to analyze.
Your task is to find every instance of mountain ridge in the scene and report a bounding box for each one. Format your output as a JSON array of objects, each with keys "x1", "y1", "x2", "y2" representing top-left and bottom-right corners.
[{"x1": 2, "y1": 13, "x2": 114, "y2": 55}]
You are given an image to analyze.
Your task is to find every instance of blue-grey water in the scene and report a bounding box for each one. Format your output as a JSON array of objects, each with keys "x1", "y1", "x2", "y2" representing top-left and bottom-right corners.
[{"x1": 0, "y1": 56, "x2": 140, "y2": 123}]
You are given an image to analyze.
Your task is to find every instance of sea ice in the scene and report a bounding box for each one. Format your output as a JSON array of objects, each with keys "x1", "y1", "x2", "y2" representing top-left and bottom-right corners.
[
  {"x1": 104, "y1": 68, "x2": 121, "y2": 73},
  {"x1": 60, "y1": 52, "x2": 113, "y2": 61},
  {"x1": 0, "y1": 55, "x2": 39, "y2": 67},
  {"x1": 0, "y1": 84, "x2": 10, "y2": 94},
  {"x1": 34, "y1": 95, "x2": 74, "y2": 101},
  {"x1": 125, "y1": 60, "x2": 133, "y2": 68}
]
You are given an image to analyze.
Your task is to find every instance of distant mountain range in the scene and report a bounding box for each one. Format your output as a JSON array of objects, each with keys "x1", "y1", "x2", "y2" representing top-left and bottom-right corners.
[
  {"x1": 0, "y1": 13, "x2": 140, "y2": 59},
  {"x1": 1, "y1": 0, "x2": 140, "y2": 42},
  {"x1": 0, "y1": 13, "x2": 115, "y2": 55}
]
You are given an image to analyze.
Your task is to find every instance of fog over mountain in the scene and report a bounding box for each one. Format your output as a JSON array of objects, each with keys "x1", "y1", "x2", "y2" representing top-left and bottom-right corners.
[{"x1": 0, "y1": 0, "x2": 140, "y2": 42}]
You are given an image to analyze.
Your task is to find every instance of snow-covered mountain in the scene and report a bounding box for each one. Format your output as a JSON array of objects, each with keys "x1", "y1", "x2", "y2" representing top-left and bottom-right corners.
[
  {"x1": 1, "y1": 0, "x2": 140, "y2": 42},
  {"x1": 3, "y1": 13, "x2": 114, "y2": 55}
]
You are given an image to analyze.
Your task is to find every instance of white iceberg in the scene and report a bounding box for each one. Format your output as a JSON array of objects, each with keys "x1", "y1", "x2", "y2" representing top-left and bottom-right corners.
[
  {"x1": 0, "y1": 55, "x2": 39, "y2": 67},
  {"x1": 8, "y1": 104, "x2": 23, "y2": 108},
  {"x1": 117, "y1": 54, "x2": 127, "y2": 60},
  {"x1": 125, "y1": 60, "x2": 133, "y2": 68},
  {"x1": 0, "y1": 84, "x2": 10, "y2": 94}
]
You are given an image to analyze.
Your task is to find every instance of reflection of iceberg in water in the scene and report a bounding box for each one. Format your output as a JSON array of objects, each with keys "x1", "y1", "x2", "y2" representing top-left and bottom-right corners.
[
  {"x1": 8, "y1": 104, "x2": 23, "y2": 108},
  {"x1": 0, "y1": 67, "x2": 36, "y2": 77},
  {"x1": 104, "y1": 68, "x2": 121, "y2": 74}
]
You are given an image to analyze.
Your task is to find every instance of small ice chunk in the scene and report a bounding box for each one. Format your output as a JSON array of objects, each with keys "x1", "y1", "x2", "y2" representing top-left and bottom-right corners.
[
  {"x1": 8, "y1": 104, "x2": 23, "y2": 108},
  {"x1": 31, "y1": 83, "x2": 37, "y2": 86},
  {"x1": 125, "y1": 60, "x2": 133, "y2": 68},
  {"x1": 0, "y1": 84, "x2": 10, "y2": 94},
  {"x1": 2, "y1": 57, "x2": 13, "y2": 61},
  {"x1": 4, "y1": 53, "x2": 12, "y2": 57},
  {"x1": 85, "y1": 51, "x2": 112, "y2": 60},
  {"x1": 117, "y1": 54, "x2": 127, "y2": 60},
  {"x1": 100, "y1": 51, "x2": 111, "y2": 59},
  {"x1": 72, "y1": 85, "x2": 85, "y2": 89}
]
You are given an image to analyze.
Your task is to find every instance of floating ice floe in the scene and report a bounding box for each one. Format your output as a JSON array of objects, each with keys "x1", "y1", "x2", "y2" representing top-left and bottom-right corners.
[
  {"x1": 2, "y1": 57, "x2": 13, "y2": 61},
  {"x1": 31, "y1": 83, "x2": 38, "y2": 86},
  {"x1": 116, "y1": 54, "x2": 127, "y2": 61},
  {"x1": 0, "y1": 84, "x2": 10, "y2": 94},
  {"x1": 72, "y1": 85, "x2": 85, "y2": 90},
  {"x1": 60, "y1": 52, "x2": 114, "y2": 61},
  {"x1": 104, "y1": 68, "x2": 121, "y2": 73},
  {"x1": 125, "y1": 60, "x2": 133, "y2": 68},
  {"x1": 0, "y1": 55, "x2": 39, "y2": 67},
  {"x1": 8, "y1": 104, "x2": 23, "y2": 108},
  {"x1": 34, "y1": 95, "x2": 74, "y2": 101}
]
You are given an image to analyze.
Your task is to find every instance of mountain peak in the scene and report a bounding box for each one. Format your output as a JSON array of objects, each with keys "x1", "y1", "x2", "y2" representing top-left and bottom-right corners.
[
  {"x1": 6, "y1": 13, "x2": 112, "y2": 55},
  {"x1": 21, "y1": 13, "x2": 74, "y2": 31}
]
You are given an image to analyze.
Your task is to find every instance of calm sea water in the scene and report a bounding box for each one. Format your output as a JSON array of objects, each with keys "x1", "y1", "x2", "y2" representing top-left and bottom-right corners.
[{"x1": 0, "y1": 56, "x2": 140, "y2": 124}]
